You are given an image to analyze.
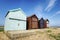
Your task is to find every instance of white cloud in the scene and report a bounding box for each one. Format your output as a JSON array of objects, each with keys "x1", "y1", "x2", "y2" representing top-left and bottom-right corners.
[
  {"x1": 49, "y1": 11, "x2": 60, "y2": 19},
  {"x1": 45, "y1": 0, "x2": 56, "y2": 12},
  {"x1": 56, "y1": 11, "x2": 60, "y2": 14},
  {"x1": 33, "y1": 6, "x2": 43, "y2": 18}
]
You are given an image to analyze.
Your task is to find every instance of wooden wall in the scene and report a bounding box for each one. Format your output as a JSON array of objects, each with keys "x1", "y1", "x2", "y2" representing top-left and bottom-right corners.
[
  {"x1": 27, "y1": 15, "x2": 48, "y2": 30},
  {"x1": 39, "y1": 18, "x2": 47, "y2": 28},
  {"x1": 27, "y1": 15, "x2": 39, "y2": 29}
]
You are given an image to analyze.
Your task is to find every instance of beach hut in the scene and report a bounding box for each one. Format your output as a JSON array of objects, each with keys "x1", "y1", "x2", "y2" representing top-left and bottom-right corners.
[
  {"x1": 4, "y1": 8, "x2": 26, "y2": 31},
  {"x1": 39, "y1": 18, "x2": 45, "y2": 28},
  {"x1": 39, "y1": 18, "x2": 49, "y2": 28},
  {"x1": 27, "y1": 14, "x2": 38, "y2": 29},
  {"x1": 44, "y1": 20, "x2": 47, "y2": 28},
  {"x1": 45, "y1": 19, "x2": 49, "y2": 27}
]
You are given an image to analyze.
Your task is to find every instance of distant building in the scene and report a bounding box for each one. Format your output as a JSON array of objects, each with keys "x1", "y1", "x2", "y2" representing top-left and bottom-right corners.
[
  {"x1": 39, "y1": 18, "x2": 49, "y2": 28},
  {"x1": 39, "y1": 18, "x2": 45, "y2": 28},
  {"x1": 4, "y1": 8, "x2": 26, "y2": 31},
  {"x1": 27, "y1": 14, "x2": 39, "y2": 29},
  {"x1": 45, "y1": 19, "x2": 49, "y2": 27}
]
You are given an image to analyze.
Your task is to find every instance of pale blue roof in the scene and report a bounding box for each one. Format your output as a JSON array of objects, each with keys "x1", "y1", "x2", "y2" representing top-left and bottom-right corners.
[
  {"x1": 5, "y1": 8, "x2": 26, "y2": 17},
  {"x1": 9, "y1": 8, "x2": 21, "y2": 12}
]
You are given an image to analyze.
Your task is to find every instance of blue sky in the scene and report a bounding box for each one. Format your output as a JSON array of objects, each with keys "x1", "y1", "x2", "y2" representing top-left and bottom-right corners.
[{"x1": 0, "y1": 0, "x2": 60, "y2": 26}]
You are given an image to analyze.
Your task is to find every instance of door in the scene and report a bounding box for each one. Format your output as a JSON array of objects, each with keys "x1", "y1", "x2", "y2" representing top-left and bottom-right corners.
[
  {"x1": 32, "y1": 17, "x2": 38, "y2": 29},
  {"x1": 40, "y1": 20, "x2": 44, "y2": 28},
  {"x1": 40, "y1": 23, "x2": 44, "y2": 28},
  {"x1": 32, "y1": 22, "x2": 38, "y2": 29}
]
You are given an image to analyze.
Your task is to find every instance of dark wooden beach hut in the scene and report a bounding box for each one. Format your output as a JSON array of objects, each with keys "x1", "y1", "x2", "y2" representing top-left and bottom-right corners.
[
  {"x1": 27, "y1": 14, "x2": 38, "y2": 29},
  {"x1": 44, "y1": 20, "x2": 47, "y2": 28},
  {"x1": 39, "y1": 18, "x2": 44, "y2": 28},
  {"x1": 39, "y1": 18, "x2": 47, "y2": 28}
]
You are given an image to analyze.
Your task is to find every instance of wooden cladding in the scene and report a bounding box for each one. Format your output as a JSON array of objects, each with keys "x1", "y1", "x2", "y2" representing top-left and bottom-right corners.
[
  {"x1": 27, "y1": 14, "x2": 39, "y2": 29},
  {"x1": 39, "y1": 18, "x2": 47, "y2": 28},
  {"x1": 27, "y1": 15, "x2": 48, "y2": 30},
  {"x1": 32, "y1": 18, "x2": 37, "y2": 21}
]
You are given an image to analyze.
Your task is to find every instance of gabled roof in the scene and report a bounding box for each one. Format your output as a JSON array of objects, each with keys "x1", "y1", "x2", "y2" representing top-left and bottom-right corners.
[
  {"x1": 40, "y1": 17, "x2": 45, "y2": 21},
  {"x1": 45, "y1": 19, "x2": 49, "y2": 22},
  {"x1": 5, "y1": 8, "x2": 21, "y2": 17},
  {"x1": 27, "y1": 14, "x2": 38, "y2": 19},
  {"x1": 31, "y1": 14, "x2": 38, "y2": 19}
]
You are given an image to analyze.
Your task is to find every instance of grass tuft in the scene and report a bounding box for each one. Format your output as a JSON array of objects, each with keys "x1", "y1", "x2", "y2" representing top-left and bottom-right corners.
[
  {"x1": 48, "y1": 33, "x2": 60, "y2": 40},
  {"x1": 46, "y1": 30, "x2": 52, "y2": 33}
]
